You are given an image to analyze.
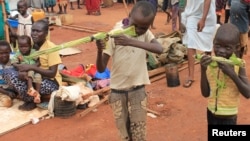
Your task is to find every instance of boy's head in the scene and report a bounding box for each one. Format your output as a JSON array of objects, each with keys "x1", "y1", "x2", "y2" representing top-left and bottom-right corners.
[
  {"x1": 18, "y1": 35, "x2": 32, "y2": 56},
  {"x1": 213, "y1": 23, "x2": 240, "y2": 59},
  {"x1": 0, "y1": 41, "x2": 11, "y2": 64},
  {"x1": 17, "y1": 0, "x2": 28, "y2": 16},
  {"x1": 128, "y1": 1, "x2": 155, "y2": 36}
]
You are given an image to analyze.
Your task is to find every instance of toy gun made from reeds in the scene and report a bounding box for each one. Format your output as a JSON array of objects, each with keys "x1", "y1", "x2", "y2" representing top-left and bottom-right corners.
[
  {"x1": 25, "y1": 26, "x2": 136, "y2": 59},
  {"x1": 194, "y1": 53, "x2": 245, "y2": 68}
]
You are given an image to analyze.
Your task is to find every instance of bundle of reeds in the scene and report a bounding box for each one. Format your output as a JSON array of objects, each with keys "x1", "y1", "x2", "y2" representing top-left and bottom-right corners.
[
  {"x1": 195, "y1": 53, "x2": 245, "y2": 67},
  {"x1": 26, "y1": 26, "x2": 136, "y2": 59}
]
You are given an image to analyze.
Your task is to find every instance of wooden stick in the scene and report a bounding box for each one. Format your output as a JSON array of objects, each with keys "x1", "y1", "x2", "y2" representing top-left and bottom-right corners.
[
  {"x1": 59, "y1": 25, "x2": 98, "y2": 33},
  {"x1": 150, "y1": 61, "x2": 200, "y2": 83},
  {"x1": 150, "y1": 73, "x2": 166, "y2": 83},
  {"x1": 1, "y1": 1, "x2": 9, "y2": 42},
  {"x1": 148, "y1": 61, "x2": 188, "y2": 78},
  {"x1": 67, "y1": 24, "x2": 96, "y2": 30},
  {"x1": 146, "y1": 107, "x2": 160, "y2": 116},
  {"x1": 148, "y1": 67, "x2": 165, "y2": 78},
  {"x1": 178, "y1": 61, "x2": 200, "y2": 72},
  {"x1": 81, "y1": 87, "x2": 110, "y2": 100},
  {"x1": 79, "y1": 95, "x2": 109, "y2": 117}
]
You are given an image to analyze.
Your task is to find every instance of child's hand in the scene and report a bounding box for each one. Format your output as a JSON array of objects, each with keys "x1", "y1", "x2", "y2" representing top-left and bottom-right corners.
[
  {"x1": 111, "y1": 34, "x2": 130, "y2": 46},
  {"x1": 218, "y1": 62, "x2": 235, "y2": 76},
  {"x1": 13, "y1": 64, "x2": 33, "y2": 72},
  {"x1": 200, "y1": 55, "x2": 212, "y2": 71},
  {"x1": 197, "y1": 19, "x2": 205, "y2": 32},
  {"x1": 96, "y1": 39, "x2": 106, "y2": 52},
  {"x1": 17, "y1": 71, "x2": 28, "y2": 81}
]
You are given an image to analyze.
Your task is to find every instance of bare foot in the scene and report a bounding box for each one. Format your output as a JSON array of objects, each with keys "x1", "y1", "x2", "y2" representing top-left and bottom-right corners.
[{"x1": 28, "y1": 88, "x2": 41, "y2": 103}]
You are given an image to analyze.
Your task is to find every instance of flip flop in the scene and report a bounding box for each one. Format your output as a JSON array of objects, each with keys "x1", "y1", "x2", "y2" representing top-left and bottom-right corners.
[
  {"x1": 36, "y1": 102, "x2": 49, "y2": 110},
  {"x1": 183, "y1": 80, "x2": 194, "y2": 88}
]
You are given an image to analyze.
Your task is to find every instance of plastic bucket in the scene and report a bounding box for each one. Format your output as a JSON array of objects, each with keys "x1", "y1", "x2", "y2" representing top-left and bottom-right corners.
[
  {"x1": 54, "y1": 96, "x2": 76, "y2": 118},
  {"x1": 7, "y1": 19, "x2": 19, "y2": 28},
  {"x1": 165, "y1": 63, "x2": 180, "y2": 87}
]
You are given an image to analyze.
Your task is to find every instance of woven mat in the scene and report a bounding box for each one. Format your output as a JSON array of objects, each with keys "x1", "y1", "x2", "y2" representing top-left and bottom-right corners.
[{"x1": 0, "y1": 99, "x2": 48, "y2": 136}]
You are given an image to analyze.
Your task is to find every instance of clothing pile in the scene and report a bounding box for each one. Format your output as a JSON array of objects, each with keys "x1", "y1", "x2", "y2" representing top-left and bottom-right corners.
[
  {"x1": 147, "y1": 31, "x2": 187, "y2": 70},
  {"x1": 47, "y1": 82, "x2": 100, "y2": 118},
  {"x1": 59, "y1": 64, "x2": 110, "y2": 90}
]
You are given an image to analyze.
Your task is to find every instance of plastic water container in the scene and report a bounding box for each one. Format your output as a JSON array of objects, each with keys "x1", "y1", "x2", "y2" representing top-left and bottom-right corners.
[
  {"x1": 7, "y1": 19, "x2": 19, "y2": 28},
  {"x1": 165, "y1": 63, "x2": 180, "y2": 87},
  {"x1": 32, "y1": 9, "x2": 45, "y2": 22}
]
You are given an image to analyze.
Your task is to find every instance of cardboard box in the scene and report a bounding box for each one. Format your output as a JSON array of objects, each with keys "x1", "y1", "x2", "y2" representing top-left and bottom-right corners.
[{"x1": 60, "y1": 14, "x2": 74, "y2": 25}]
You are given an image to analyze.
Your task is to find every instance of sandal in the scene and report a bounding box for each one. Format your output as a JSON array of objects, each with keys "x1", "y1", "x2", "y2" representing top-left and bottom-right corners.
[
  {"x1": 36, "y1": 102, "x2": 49, "y2": 110},
  {"x1": 183, "y1": 80, "x2": 194, "y2": 88},
  {"x1": 28, "y1": 87, "x2": 41, "y2": 103}
]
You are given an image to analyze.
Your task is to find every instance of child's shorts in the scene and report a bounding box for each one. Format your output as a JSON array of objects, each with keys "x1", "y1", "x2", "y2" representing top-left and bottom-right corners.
[{"x1": 28, "y1": 70, "x2": 42, "y2": 84}]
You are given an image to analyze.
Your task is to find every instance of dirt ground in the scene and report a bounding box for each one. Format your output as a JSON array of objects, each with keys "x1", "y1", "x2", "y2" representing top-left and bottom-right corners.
[{"x1": 1, "y1": 2, "x2": 250, "y2": 141}]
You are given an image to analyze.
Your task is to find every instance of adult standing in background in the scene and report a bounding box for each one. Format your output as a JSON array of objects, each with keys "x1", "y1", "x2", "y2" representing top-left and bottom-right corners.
[
  {"x1": 26, "y1": 0, "x2": 32, "y2": 7},
  {"x1": 171, "y1": 0, "x2": 179, "y2": 31},
  {"x1": 8, "y1": 0, "x2": 18, "y2": 10},
  {"x1": 69, "y1": 0, "x2": 82, "y2": 10},
  {"x1": 180, "y1": 0, "x2": 217, "y2": 88},
  {"x1": 215, "y1": 0, "x2": 227, "y2": 25},
  {"x1": 44, "y1": 0, "x2": 56, "y2": 13},
  {"x1": 0, "y1": 0, "x2": 10, "y2": 40},
  {"x1": 230, "y1": 0, "x2": 249, "y2": 58},
  {"x1": 85, "y1": 0, "x2": 101, "y2": 15},
  {"x1": 162, "y1": 0, "x2": 172, "y2": 24},
  {"x1": 224, "y1": 0, "x2": 231, "y2": 23}
]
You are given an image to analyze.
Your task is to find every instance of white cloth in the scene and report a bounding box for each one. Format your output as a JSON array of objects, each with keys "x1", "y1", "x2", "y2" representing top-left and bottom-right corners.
[
  {"x1": 47, "y1": 82, "x2": 98, "y2": 117},
  {"x1": 17, "y1": 13, "x2": 33, "y2": 37},
  {"x1": 181, "y1": 0, "x2": 217, "y2": 52},
  {"x1": 47, "y1": 90, "x2": 57, "y2": 118}
]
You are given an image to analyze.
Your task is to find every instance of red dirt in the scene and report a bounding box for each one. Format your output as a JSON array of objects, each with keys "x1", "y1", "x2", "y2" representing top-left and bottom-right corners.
[{"x1": 1, "y1": 3, "x2": 250, "y2": 141}]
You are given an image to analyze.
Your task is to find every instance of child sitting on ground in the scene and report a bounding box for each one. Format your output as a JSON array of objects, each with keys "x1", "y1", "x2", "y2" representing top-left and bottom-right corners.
[
  {"x1": 0, "y1": 41, "x2": 16, "y2": 107},
  {"x1": 199, "y1": 23, "x2": 250, "y2": 125},
  {"x1": 11, "y1": 35, "x2": 42, "y2": 104}
]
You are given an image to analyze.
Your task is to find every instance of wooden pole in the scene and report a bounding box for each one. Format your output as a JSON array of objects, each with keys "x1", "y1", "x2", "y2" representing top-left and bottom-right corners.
[
  {"x1": 79, "y1": 95, "x2": 109, "y2": 117},
  {"x1": 1, "y1": 1, "x2": 9, "y2": 42}
]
